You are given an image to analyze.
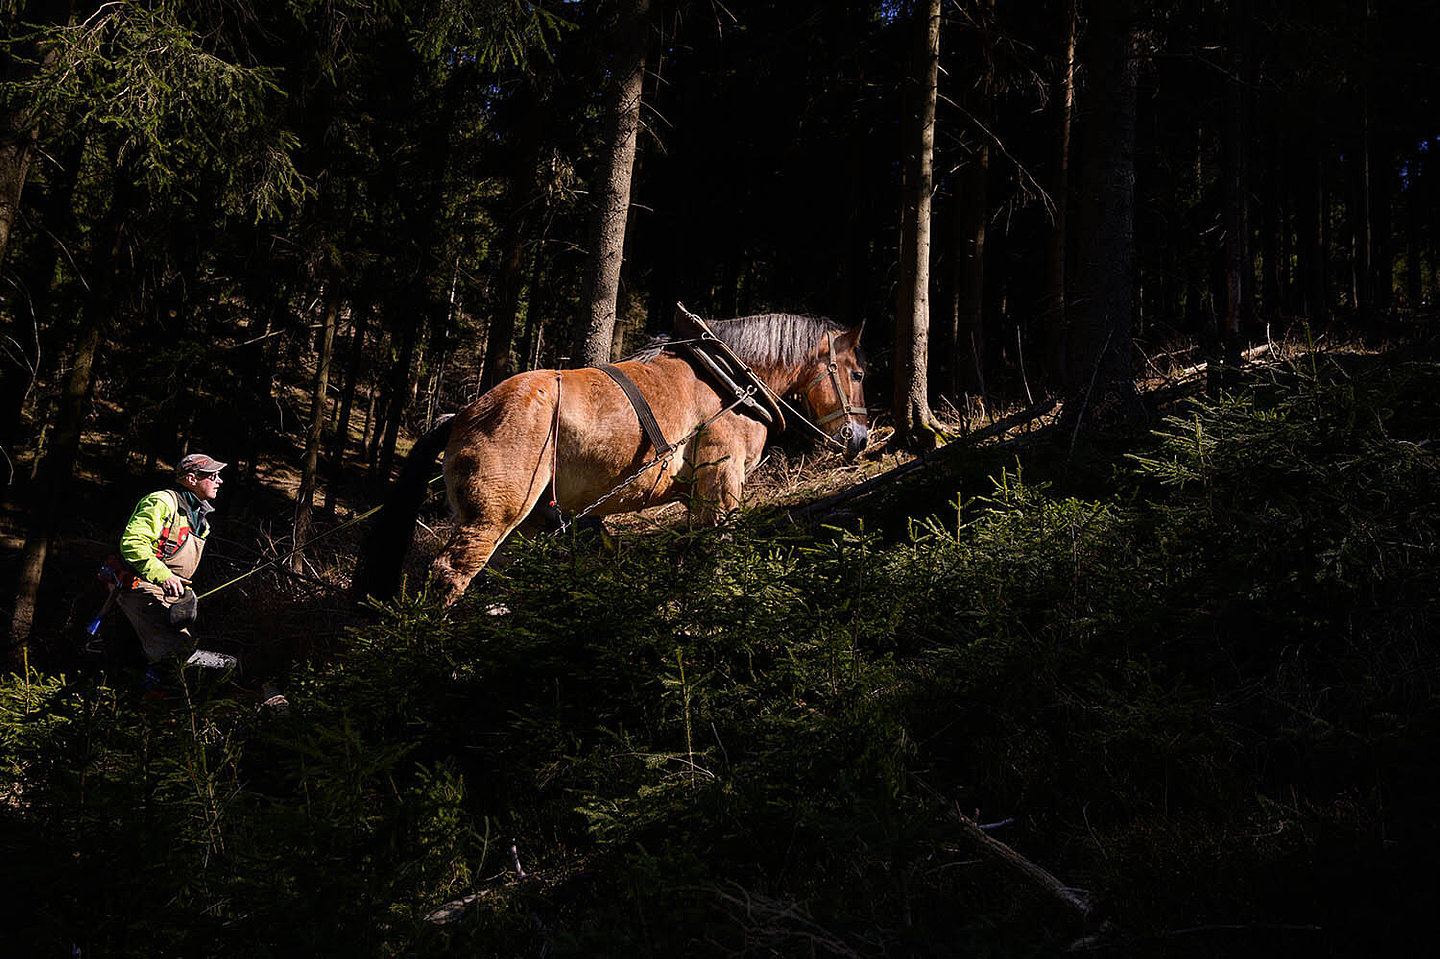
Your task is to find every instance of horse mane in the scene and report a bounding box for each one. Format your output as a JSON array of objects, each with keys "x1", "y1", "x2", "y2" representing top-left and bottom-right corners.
[{"x1": 628, "y1": 312, "x2": 846, "y2": 368}]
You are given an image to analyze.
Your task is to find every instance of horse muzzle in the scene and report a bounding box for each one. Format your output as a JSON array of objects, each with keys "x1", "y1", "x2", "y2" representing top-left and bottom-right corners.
[{"x1": 836, "y1": 420, "x2": 868, "y2": 461}]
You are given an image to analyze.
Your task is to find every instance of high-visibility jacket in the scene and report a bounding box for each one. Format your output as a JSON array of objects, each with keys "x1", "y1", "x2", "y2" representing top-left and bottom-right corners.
[{"x1": 119, "y1": 489, "x2": 210, "y2": 586}]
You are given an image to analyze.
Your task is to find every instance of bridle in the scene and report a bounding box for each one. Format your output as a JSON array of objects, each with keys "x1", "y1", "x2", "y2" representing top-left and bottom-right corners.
[{"x1": 801, "y1": 329, "x2": 868, "y2": 445}]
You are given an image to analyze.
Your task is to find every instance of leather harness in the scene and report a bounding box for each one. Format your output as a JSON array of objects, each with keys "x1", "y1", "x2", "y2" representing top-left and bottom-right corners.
[
  {"x1": 599, "y1": 364, "x2": 675, "y2": 457},
  {"x1": 672, "y1": 307, "x2": 787, "y2": 433},
  {"x1": 597, "y1": 305, "x2": 863, "y2": 464}
]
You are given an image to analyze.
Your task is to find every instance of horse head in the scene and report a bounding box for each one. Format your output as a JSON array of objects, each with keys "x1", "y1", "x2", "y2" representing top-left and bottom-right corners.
[{"x1": 796, "y1": 322, "x2": 869, "y2": 461}]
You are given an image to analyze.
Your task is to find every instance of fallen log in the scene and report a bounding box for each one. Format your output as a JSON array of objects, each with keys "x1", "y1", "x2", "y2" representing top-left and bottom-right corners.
[{"x1": 784, "y1": 397, "x2": 1057, "y2": 527}]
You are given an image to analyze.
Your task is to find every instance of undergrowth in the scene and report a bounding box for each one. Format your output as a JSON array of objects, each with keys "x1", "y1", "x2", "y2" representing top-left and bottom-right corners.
[{"x1": 3, "y1": 352, "x2": 1439, "y2": 956}]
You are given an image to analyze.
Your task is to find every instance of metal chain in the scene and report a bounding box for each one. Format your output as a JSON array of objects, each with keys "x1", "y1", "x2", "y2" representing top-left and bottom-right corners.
[{"x1": 559, "y1": 387, "x2": 758, "y2": 530}]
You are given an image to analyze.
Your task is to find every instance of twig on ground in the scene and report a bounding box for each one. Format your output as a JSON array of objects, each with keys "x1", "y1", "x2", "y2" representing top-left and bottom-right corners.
[
  {"x1": 954, "y1": 805, "x2": 1091, "y2": 919},
  {"x1": 509, "y1": 841, "x2": 527, "y2": 879}
]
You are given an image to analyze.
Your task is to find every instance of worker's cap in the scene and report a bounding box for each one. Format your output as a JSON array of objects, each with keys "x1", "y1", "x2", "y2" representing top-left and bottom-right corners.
[{"x1": 176, "y1": 453, "x2": 228, "y2": 477}]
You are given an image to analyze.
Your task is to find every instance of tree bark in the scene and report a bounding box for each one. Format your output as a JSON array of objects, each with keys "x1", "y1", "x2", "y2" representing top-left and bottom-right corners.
[
  {"x1": 1043, "y1": 0, "x2": 1077, "y2": 390},
  {"x1": 1066, "y1": 0, "x2": 1141, "y2": 424},
  {"x1": 576, "y1": 0, "x2": 650, "y2": 368},
  {"x1": 1260, "y1": 124, "x2": 1285, "y2": 324},
  {"x1": 292, "y1": 290, "x2": 339, "y2": 573},
  {"x1": 893, "y1": 0, "x2": 944, "y2": 450}
]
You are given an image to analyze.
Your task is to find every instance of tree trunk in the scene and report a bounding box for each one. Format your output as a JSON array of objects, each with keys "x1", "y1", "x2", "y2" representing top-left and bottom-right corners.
[
  {"x1": 1215, "y1": 2, "x2": 1250, "y2": 388},
  {"x1": 0, "y1": 0, "x2": 76, "y2": 269},
  {"x1": 1066, "y1": 0, "x2": 1141, "y2": 424},
  {"x1": 576, "y1": 0, "x2": 650, "y2": 368},
  {"x1": 1043, "y1": 0, "x2": 1077, "y2": 390},
  {"x1": 324, "y1": 296, "x2": 370, "y2": 516},
  {"x1": 954, "y1": 140, "x2": 989, "y2": 403},
  {"x1": 292, "y1": 291, "x2": 339, "y2": 573},
  {"x1": 236, "y1": 281, "x2": 289, "y2": 485},
  {"x1": 1406, "y1": 170, "x2": 1423, "y2": 309},
  {"x1": 1296, "y1": 136, "x2": 1328, "y2": 323},
  {"x1": 0, "y1": 132, "x2": 84, "y2": 474},
  {"x1": 518, "y1": 249, "x2": 550, "y2": 372},
  {"x1": 1369, "y1": 135, "x2": 1393, "y2": 314},
  {"x1": 374, "y1": 308, "x2": 420, "y2": 485},
  {"x1": 1261, "y1": 126, "x2": 1286, "y2": 324},
  {"x1": 0, "y1": 103, "x2": 36, "y2": 271},
  {"x1": 361, "y1": 368, "x2": 379, "y2": 464},
  {"x1": 6, "y1": 182, "x2": 124, "y2": 660},
  {"x1": 951, "y1": 0, "x2": 994, "y2": 407},
  {"x1": 484, "y1": 78, "x2": 547, "y2": 390},
  {"x1": 892, "y1": 0, "x2": 944, "y2": 450}
]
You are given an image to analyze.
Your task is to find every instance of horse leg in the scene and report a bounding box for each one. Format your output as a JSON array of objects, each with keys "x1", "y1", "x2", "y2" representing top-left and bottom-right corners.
[
  {"x1": 430, "y1": 518, "x2": 516, "y2": 606},
  {"x1": 688, "y1": 452, "x2": 746, "y2": 526},
  {"x1": 430, "y1": 456, "x2": 553, "y2": 606}
]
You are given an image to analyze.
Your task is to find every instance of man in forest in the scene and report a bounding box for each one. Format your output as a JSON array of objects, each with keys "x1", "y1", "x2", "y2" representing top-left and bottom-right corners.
[{"x1": 114, "y1": 453, "x2": 287, "y2": 712}]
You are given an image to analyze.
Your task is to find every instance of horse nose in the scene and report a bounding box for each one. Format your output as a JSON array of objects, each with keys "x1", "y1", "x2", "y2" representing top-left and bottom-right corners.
[{"x1": 840, "y1": 421, "x2": 868, "y2": 460}]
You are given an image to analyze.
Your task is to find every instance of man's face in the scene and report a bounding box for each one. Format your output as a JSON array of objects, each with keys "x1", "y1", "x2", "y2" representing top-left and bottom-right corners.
[{"x1": 183, "y1": 470, "x2": 223, "y2": 503}]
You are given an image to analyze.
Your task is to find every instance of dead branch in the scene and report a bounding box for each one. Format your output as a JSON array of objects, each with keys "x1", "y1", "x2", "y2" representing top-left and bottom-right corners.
[
  {"x1": 954, "y1": 806, "x2": 1091, "y2": 919},
  {"x1": 425, "y1": 890, "x2": 488, "y2": 924}
]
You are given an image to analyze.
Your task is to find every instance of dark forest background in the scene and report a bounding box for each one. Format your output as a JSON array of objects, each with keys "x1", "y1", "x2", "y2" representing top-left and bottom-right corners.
[{"x1": 3, "y1": 1, "x2": 1440, "y2": 954}]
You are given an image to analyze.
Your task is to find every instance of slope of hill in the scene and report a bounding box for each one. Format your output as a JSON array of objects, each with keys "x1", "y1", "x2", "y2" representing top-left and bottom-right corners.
[{"x1": 5, "y1": 342, "x2": 1440, "y2": 956}]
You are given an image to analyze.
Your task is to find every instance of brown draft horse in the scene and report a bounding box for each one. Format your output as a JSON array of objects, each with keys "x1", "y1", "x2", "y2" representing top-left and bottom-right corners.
[{"x1": 359, "y1": 309, "x2": 868, "y2": 606}]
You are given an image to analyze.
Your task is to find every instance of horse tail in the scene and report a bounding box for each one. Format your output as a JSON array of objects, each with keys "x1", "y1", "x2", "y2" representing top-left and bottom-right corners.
[{"x1": 354, "y1": 414, "x2": 456, "y2": 602}]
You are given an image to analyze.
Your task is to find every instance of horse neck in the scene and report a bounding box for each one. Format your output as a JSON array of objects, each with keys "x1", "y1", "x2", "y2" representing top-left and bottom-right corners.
[{"x1": 755, "y1": 358, "x2": 818, "y2": 397}]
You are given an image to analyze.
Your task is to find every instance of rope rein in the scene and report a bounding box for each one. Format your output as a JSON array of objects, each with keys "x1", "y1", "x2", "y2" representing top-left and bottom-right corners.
[
  {"x1": 548, "y1": 372, "x2": 562, "y2": 508},
  {"x1": 194, "y1": 474, "x2": 447, "y2": 600}
]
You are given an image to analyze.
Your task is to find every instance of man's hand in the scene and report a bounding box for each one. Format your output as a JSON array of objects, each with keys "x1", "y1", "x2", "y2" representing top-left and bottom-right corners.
[{"x1": 162, "y1": 576, "x2": 187, "y2": 599}]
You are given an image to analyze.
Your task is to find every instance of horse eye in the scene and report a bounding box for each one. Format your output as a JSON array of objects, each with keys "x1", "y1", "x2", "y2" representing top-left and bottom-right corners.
[{"x1": 850, "y1": 369, "x2": 864, "y2": 381}]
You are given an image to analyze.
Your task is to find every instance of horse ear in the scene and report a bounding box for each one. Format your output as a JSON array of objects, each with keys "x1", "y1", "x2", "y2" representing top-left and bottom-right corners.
[{"x1": 839, "y1": 321, "x2": 865, "y2": 352}]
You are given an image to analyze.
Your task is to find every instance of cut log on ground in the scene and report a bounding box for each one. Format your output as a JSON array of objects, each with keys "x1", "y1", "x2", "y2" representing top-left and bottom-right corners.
[{"x1": 784, "y1": 397, "x2": 1057, "y2": 528}]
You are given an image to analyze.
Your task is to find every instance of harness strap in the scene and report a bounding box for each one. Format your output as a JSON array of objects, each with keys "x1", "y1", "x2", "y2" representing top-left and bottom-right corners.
[
  {"x1": 804, "y1": 330, "x2": 868, "y2": 428},
  {"x1": 155, "y1": 489, "x2": 186, "y2": 559},
  {"x1": 684, "y1": 341, "x2": 785, "y2": 430},
  {"x1": 674, "y1": 303, "x2": 786, "y2": 432},
  {"x1": 600, "y1": 364, "x2": 674, "y2": 457}
]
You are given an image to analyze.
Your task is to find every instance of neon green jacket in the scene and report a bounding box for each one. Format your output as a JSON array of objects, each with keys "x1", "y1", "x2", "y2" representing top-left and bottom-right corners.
[{"x1": 119, "y1": 489, "x2": 209, "y2": 585}]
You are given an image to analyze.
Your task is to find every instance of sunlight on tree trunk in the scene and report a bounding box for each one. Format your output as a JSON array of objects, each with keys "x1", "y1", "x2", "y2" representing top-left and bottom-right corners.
[
  {"x1": 893, "y1": 0, "x2": 944, "y2": 451},
  {"x1": 577, "y1": 0, "x2": 650, "y2": 368}
]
